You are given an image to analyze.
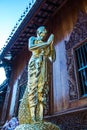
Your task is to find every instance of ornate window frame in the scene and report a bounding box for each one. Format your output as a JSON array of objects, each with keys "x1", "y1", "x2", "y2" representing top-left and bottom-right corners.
[{"x1": 73, "y1": 38, "x2": 87, "y2": 99}]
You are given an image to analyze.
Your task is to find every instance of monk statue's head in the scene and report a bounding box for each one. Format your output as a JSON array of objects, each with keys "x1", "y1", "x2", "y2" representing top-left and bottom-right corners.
[{"x1": 37, "y1": 26, "x2": 47, "y2": 40}]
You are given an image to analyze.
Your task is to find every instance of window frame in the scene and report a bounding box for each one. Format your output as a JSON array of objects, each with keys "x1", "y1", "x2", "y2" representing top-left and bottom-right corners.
[{"x1": 73, "y1": 38, "x2": 87, "y2": 99}]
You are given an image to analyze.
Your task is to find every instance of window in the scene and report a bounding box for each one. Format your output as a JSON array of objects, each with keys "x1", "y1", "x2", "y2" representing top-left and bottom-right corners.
[{"x1": 74, "y1": 42, "x2": 87, "y2": 97}]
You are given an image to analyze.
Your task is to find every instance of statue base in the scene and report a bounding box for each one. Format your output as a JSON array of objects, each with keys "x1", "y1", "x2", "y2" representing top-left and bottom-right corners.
[{"x1": 15, "y1": 121, "x2": 60, "y2": 130}]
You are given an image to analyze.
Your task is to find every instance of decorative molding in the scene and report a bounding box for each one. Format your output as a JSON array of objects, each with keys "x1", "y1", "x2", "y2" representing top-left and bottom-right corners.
[{"x1": 65, "y1": 11, "x2": 87, "y2": 100}]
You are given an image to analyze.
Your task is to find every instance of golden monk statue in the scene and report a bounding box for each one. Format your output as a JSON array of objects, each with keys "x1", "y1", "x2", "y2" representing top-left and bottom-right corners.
[
  {"x1": 28, "y1": 26, "x2": 55, "y2": 122},
  {"x1": 15, "y1": 26, "x2": 60, "y2": 130}
]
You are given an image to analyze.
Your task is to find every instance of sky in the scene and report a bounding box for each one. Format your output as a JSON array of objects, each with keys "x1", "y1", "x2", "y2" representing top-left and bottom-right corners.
[
  {"x1": 0, "y1": 0, "x2": 35, "y2": 84},
  {"x1": 0, "y1": 0, "x2": 31, "y2": 49},
  {"x1": 0, "y1": 67, "x2": 6, "y2": 84}
]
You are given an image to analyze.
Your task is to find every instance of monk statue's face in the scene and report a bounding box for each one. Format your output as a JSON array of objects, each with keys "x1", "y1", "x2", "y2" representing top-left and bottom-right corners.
[{"x1": 37, "y1": 26, "x2": 47, "y2": 40}]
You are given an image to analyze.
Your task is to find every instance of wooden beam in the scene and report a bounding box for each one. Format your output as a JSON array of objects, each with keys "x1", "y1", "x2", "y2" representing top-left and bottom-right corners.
[
  {"x1": 46, "y1": 0, "x2": 59, "y2": 7},
  {"x1": 35, "y1": 15, "x2": 47, "y2": 19},
  {"x1": 41, "y1": 8, "x2": 53, "y2": 14}
]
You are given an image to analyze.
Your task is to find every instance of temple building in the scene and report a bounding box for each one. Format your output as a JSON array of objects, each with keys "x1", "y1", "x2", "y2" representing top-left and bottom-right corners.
[{"x1": 0, "y1": 0, "x2": 87, "y2": 129}]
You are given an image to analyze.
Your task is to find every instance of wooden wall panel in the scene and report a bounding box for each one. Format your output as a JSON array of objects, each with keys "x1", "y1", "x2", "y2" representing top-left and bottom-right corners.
[
  {"x1": 10, "y1": 49, "x2": 30, "y2": 86},
  {"x1": 46, "y1": 0, "x2": 87, "y2": 114},
  {"x1": 7, "y1": 48, "x2": 30, "y2": 119},
  {"x1": 66, "y1": 11, "x2": 87, "y2": 109},
  {"x1": 53, "y1": 40, "x2": 69, "y2": 113}
]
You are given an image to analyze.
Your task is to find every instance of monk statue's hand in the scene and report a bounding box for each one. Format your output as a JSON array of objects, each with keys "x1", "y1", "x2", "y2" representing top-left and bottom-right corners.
[{"x1": 47, "y1": 34, "x2": 54, "y2": 45}]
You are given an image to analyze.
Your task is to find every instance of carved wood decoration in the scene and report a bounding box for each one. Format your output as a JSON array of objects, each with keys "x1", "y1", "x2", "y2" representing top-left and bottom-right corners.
[
  {"x1": 45, "y1": 109, "x2": 87, "y2": 130},
  {"x1": 65, "y1": 11, "x2": 87, "y2": 100}
]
